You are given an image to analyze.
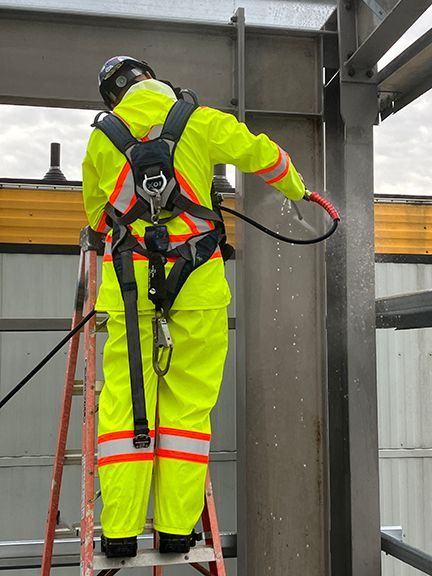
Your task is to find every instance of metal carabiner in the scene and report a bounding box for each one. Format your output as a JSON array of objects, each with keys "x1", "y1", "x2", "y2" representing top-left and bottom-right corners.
[{"x1": 152, "y1": 314, "x2": 174, "y2": 376}]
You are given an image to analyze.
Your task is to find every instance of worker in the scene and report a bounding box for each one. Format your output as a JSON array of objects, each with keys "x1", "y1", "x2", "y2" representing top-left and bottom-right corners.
[{"x1": 82, "y1": 55, "x2": 306, "y2": 559}]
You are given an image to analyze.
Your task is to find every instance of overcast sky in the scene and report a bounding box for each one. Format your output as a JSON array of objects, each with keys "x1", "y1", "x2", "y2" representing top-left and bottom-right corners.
[{"x1": 1, "y1": 8, "x2": 432, "y2": 195}]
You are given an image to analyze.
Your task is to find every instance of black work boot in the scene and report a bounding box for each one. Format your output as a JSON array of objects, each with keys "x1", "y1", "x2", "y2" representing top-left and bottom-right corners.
[
  {"x1": 101, "y1": 534, "x2": 137, "y2": 558},
  {"x1": 158, "y1": 530, "x2": 200, "y2": 554}
]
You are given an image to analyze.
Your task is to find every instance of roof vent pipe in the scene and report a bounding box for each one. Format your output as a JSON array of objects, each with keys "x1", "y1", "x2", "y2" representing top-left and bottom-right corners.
[
  {"x1": 212, "y1": 164, "x2": 235, "y2": 195},
  {"x1": 43, "y1": 142, "x2": 67, "y2": 183}
]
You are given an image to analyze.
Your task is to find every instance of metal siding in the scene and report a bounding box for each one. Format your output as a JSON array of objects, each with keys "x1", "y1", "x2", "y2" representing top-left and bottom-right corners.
[{"x1": 376, "y1": 262, "x2": 432, "y2": 576}]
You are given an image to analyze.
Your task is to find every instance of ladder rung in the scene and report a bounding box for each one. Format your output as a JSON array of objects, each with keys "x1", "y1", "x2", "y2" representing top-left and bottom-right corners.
[
  {"x1": 64, "y1": 450, "x2": 86, "y2": 465},
  {"x1": 93, "y1": 545, "x2": 216, "y2": 569},
  {"x1": 54, "y1": 523, "x2": 154, "y2": 538},
  {"x1": 54, "y1": 526, "x2": 77, "y2": 537},
  {"x1": 73, "y1": 380, "x2": 104, "y2": 395}
]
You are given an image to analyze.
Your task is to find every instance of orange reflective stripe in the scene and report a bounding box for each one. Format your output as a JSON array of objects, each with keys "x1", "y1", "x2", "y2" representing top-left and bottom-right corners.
[
  {"x1": 104, "y1": 233, "x2": 197, "y2": 244},
  {"x1": 102, "y1": 249, "x2": 222, "y2": 264},
  {"x1": 123, "y1": 194, "x2": 137, "y2": 214},
  {"x1": 256, "y1": 147, "x2": 282, "y2": 175},
  {"x1": 155, "y1": 448, "x2": 208, "y2": 464},
  {"x1": 96, "y1": 212, "x2": 108, "y2": 233},
  {"x1": 98, "y1": 429, "x2": 156, "y2": 444},
  {"x1": 175, "y1": 169, "x2": 200, "y2": 204},
  {"x1": 265, "y1": 153, "x2": 290, "y2": 185},
  {"x1": 176, "y1": 169, "x2": 215, "y2": 229},
  {"x1": 98, "y1": 453, "x2": 154, "y2": 468},
  {"x1": 179, "y1": 212, "x2": 200, "y2": 235},
  {"x1": 109, "y1": 162, "x2": 131, "y2": 205},
  {"x1": 158, "y1": 426, "x2": 211, "y2": 441}
]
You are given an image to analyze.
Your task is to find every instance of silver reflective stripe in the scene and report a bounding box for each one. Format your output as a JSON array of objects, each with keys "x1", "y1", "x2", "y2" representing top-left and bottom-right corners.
[
  {"x1": 110, "y1": 167, "x2": 136, "y2": 213},
  {"x1": 179, "y1": 206, "x2": 214, "y2": 233},
  {"x1": 98, "y1": 436, "x2": 155, "y2": 459},
  {"x1": 157, "y1": 434, "x2": 210, "y2": 456},
  {"x1": 257, "y1": 145, "x2": 289, "y2": 183},
  {"x1": 148, "y1": 125, "x2": 163, "y2": 139}
]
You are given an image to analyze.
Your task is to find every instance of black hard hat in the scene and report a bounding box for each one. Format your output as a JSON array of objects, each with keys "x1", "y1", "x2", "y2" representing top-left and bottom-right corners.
[{"x1": 98, "y1": 56, "x2": 156, "y2": 109}]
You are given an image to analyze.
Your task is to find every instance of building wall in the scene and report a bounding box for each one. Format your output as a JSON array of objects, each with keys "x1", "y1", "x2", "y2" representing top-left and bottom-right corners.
[{"x1": 377, "y1": 262, "x2": 432, "y2": 576}]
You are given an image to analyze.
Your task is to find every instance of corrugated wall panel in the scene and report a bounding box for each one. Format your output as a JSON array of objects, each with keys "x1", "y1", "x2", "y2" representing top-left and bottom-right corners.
[
  {"x1": 376, "y1": 262, "x2": 432, "y2": 576},
  {"x1": 380, "y1": 458, "x2": 432, "y2": 576},
  {"x1": 375, "y1": 203, "x2": 432, "y2": 255},
  {"x1": 5, "y1": 185, "x2": 432, "y2": 256},
  {"x1": 0, "y1": 186, "x2": 237, "y2": 247}
]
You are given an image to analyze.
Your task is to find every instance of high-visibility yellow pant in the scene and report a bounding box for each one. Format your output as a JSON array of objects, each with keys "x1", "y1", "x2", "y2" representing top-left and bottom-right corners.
[{"x1": 97, "y1": 308, "x2": 229, "y2": 538}]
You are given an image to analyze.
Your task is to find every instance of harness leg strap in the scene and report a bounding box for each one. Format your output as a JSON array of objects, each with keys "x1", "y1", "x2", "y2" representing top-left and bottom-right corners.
[{"x1": 112, "y1": 228, "x2": 151, "y2": 449}]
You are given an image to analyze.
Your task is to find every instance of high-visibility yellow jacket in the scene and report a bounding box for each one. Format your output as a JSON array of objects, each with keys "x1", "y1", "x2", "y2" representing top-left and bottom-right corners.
[{"x1": 82, "y1": 79, "x2": 305, "y2": 312}]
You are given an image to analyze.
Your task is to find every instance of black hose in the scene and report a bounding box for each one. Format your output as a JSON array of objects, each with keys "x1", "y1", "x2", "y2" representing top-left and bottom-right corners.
[
  {"x1": 220, "y1": 205, "x2": 339, "y2": 245},
  {"x1": 0, "y1": 309, "x2": 96, "y2": 410}
]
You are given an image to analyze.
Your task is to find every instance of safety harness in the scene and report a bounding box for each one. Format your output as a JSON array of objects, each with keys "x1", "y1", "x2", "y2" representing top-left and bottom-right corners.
[{"x1": 92, "y1": 99, "x2": 230, "y2": 449}]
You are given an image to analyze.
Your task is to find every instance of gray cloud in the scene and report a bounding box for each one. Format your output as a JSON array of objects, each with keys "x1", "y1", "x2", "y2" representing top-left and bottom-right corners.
[{"x1": 0, "y1": 105, "x2": 95, "y2": 181}]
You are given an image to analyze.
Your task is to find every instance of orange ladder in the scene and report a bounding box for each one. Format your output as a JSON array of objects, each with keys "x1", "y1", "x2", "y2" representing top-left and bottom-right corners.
[{"x1": 40, "y1": 226, "x2": 226, "y2": 576}]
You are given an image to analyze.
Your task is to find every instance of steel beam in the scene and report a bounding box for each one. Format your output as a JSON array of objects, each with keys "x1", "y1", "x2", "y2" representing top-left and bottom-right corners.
[
  {"x1": 379, "y1": 27, "x2": 432, "y2": 118},
  {"x1": 345, "y1": 0, "x2": 432, "y2": 74},
  {"x1": 0, "y1": 0, "x2": 336, "y2": 27},
  {"x1": 324, "y1": 3, "x2": 381, "y2": 574},
  {"x1": 0, "y1": 7, "x2": 332, "y2": 110},
  {"x1": 0, "y1": 317, "x2": 236, "y2": 331},
  {"x1": 381, "y1": 532, "x2": 432, "y2": 575},
  {"x1": 376, "y1": 290, "x2": 432, "y2": 329}
]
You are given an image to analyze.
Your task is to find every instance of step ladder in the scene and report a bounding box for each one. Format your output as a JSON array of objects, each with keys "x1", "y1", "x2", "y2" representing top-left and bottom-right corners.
[{"x1": 40, "y1": 226, "x2": 226, "y2": 576}]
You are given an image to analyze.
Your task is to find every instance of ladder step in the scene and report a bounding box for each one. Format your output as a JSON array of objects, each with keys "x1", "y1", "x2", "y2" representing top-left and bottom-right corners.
[
  {"x1": 55, "y1": 523, "x2": 154, "y2": 538},
  {"x1": 93, "y1": 546, "x2": 216, "y2": 569},
  {"x1": 73, "y1": 380, "x2": 104, "y2": 396}
]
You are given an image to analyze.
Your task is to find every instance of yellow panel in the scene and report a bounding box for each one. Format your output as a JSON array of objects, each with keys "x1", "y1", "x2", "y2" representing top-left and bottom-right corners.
[
  {"x1": 3, "y1": 186, "x2": 432, "y2": 255},
  {"x1": 0, "y1": 186, "x2": 238, "y2": 248},
  {"x1": 374, "y1": 203, "x2": 432, "y2": 255}
]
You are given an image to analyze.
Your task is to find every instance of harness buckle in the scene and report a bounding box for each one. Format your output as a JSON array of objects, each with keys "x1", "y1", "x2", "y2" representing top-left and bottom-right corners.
[{"x1": 133, "y1": 433, "x2": 152, "y2": 449}]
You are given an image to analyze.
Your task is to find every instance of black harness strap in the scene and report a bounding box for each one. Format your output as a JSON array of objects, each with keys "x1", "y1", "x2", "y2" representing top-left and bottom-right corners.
[
  {"x1": 161, "y1": 100, "x2": 197, "y2": 141},
  {"x1": 111, "y1": 224, "x2": 151, "y2": 448},
  {"x1": 92, "y1": 112, "x2": 137, "y2": 155}
]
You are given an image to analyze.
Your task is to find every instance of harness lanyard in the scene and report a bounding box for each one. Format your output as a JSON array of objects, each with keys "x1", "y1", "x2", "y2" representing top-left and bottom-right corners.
[
  {"x1": 145, "y1": 218, "x2": 174, "y2": 376},
  {"x1": 111, "y1": 224, "x2": 151, "y2": 449}
]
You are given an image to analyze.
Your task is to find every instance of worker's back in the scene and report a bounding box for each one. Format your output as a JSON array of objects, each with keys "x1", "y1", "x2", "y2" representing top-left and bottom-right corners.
[{"x1": 82, "y1": 79, "x2": 232, "y2": 313}]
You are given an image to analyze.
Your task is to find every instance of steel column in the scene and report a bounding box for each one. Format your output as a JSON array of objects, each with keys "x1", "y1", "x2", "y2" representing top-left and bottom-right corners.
[
  {"x1": 324, "y1": 3, "x2": 381, "y2": 574},
  {"x1": 233, "y1": 9, "x2": 247, "y2": 576},
  {"x1": 234, "y1": 9, "x2": 327, "y2": 574}
]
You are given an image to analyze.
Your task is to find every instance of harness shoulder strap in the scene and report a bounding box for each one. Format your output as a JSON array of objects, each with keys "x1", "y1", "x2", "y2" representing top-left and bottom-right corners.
[
  {"x1": 92, "y1": 112, "x2": 137, "y2": 154},
  {"x1": 160, "y1": 100, "x2": 198, "y2": 142}
]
